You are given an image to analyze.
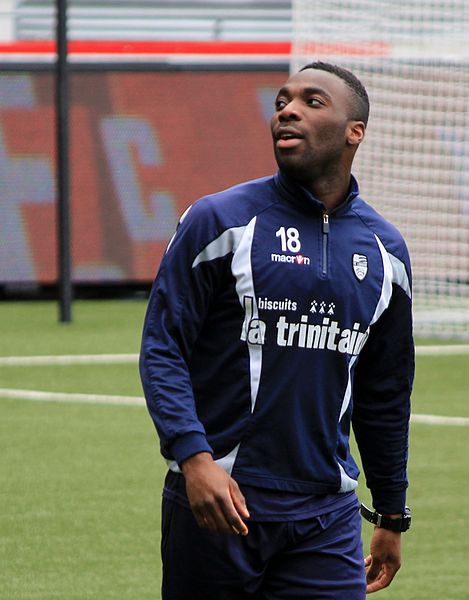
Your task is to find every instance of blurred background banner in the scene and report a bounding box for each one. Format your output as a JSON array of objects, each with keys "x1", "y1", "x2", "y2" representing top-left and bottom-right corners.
[
  {"x1": 1, "y1": 0, "x2": 468, "y2": 336},
  {"x1": 0, "y1": 0, "x2": 291, "y2": 290},
  {"x1": 0, "y1": 68, "x2": 285, "y2": 284}
]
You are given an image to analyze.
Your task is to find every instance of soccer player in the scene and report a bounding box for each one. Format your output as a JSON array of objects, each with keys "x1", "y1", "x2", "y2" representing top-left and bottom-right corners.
[{"x1": 140, "y1": 61, "x2": 414, "y2": 599}]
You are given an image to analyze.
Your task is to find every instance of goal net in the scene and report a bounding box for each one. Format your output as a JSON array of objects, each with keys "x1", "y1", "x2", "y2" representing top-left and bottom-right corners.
[{"x1": 291, "y1": 0, "x2": 469, "y2": 339}]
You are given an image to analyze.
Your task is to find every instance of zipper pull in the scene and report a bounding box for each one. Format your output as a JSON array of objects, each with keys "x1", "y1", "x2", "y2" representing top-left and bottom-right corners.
[{"x1": 322, "y1": 212, "x2": 330, "y2": 234}]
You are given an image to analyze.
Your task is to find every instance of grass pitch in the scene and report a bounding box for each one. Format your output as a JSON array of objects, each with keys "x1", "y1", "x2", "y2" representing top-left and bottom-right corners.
[
  {"x1": 1, "y1": 300, "x2": 468, "y2": 599},
  {"x1": 1, "y1": 399, "x2": 163, "y2": 600}
]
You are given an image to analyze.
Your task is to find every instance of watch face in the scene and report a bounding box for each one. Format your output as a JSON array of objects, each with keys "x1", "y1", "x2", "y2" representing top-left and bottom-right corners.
[
  {"x1": 403, "y1": 513, "x2": 411, "y2": 531},
  {"x1": 403, "y1": 507, "x2": 412, "y2": 531}
]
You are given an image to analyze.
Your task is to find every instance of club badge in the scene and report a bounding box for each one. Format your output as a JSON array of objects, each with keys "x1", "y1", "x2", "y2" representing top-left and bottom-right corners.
[{"x1": 352, "y1": 253, "x2": 368, "y2": 281}]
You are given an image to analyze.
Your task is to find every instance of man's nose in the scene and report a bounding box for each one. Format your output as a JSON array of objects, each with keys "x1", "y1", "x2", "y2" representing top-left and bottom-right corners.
[{"x1": 278, "y1": 100, "x2": 301, "y2": 121}]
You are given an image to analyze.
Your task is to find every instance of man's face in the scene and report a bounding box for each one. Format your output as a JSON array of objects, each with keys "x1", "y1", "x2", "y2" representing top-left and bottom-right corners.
[{"x1": 271, "y1": 69, "x2": 359, "y2": 183}]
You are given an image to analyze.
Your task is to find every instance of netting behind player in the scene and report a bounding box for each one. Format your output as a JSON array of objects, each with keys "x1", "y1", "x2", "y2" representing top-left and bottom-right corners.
[{"x1": 291, "y1": 0, "x2": 469, "y2": 339}]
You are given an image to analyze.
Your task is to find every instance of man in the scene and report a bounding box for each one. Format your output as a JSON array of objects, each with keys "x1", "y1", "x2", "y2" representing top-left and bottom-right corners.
[{"x1": 140, "y1": 61, "x2": 414, "y2": 599}]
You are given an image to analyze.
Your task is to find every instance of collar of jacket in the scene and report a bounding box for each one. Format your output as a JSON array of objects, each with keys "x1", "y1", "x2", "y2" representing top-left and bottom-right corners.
[{"x1": 274, "y1": 170, "x2": 360, "y2": 216}]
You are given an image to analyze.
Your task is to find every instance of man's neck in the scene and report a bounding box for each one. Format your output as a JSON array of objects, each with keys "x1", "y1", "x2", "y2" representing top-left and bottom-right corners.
[
  {"x1": 307, "y1": 175, "x2": 351, "y2": 213},
  {"x1": 283, "y1": 161, "x2": 353, "y2": 213}
]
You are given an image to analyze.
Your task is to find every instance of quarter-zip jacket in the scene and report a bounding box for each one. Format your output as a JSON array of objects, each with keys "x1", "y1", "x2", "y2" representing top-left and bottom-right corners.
[{"x1": 140, "y1": 171, "x2": 414, "y2": 514}]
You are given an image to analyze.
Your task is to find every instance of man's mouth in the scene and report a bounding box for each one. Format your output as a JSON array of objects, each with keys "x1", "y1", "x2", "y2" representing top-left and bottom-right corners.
[{"x1": 275, "y1": 129, "x2": 303, "y2": 149}]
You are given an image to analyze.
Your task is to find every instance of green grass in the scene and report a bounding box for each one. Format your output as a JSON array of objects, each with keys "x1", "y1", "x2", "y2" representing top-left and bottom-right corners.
[
  {"x1": 0, "y1": 364, "x2": 141, "y2": 396},
  {"x1": 1, "y1": 300, "x2": 469, "y2": 599},
  {"x1": 0, "y1": 300, "x2": 147, "y2": 356},
  {"x1": 1, "y1": 399, "x2": 164, "y2": 600},
  {"x1": 358, "y1": 424, "x2": 469, "y2": 599},
  {"x1": 412, "y1": 355, "x2": 469, "y2": 417}
]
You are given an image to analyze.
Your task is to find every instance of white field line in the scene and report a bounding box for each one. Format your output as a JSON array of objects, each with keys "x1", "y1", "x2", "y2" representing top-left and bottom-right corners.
[
  {"x1": 0, "y1": 353, "x2": 139, "y2": 366},
  {"x1": 415, "y1": 345, "x2": 469, "y2": 356},
  {"x1": 0, "y1": 345, "x2": 468, "y2": 366},
  {"x1": 0, "y1": 388, "x2": 468, "y2": 426},
  {"x1": 411, "y1": 413, "x2": 469, "y2": 426},
  {"x1": 0, "y1": 388, "x2": 144, "y2": 406}
]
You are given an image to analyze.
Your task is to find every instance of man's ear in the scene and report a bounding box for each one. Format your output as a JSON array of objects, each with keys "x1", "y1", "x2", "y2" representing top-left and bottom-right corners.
[{"x1": 347, "y1": 121, "x2": 365, "y2": 147}]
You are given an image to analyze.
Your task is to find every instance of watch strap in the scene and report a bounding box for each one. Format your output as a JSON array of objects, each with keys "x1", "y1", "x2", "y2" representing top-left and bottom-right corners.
[{"x1": 360, "y1": 503, "x2": 411, "y2": 532}]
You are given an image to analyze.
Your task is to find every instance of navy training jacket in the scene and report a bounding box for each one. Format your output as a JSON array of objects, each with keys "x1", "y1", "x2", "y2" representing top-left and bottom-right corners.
[{"x1": 140, "y1": 171, "x2": 414, "y2": 514}]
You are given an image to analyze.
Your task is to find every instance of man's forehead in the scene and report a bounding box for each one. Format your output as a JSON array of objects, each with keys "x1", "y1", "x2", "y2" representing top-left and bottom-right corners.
[{"x1": 280, "y1": 69, "x2": 348, "y2": 96}]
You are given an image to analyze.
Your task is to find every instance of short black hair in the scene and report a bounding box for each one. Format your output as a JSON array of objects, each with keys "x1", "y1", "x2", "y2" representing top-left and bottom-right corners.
[{"x1": 300, "y1": 61, "x2": 370, "y2": 126}]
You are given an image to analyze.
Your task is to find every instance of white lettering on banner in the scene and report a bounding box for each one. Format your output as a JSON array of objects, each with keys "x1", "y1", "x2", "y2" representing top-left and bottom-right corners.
[
  {"x1": 100, "y1": 117, "x2": 178, "y2": 242},
  {"x1": 0, "y1": 75, "x2": 55, "y2": 281}
]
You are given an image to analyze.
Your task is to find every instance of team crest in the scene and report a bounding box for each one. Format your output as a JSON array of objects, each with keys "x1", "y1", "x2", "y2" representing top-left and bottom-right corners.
[{"x1": 352, "y1": 253, "x2": 368, "y2": 281}]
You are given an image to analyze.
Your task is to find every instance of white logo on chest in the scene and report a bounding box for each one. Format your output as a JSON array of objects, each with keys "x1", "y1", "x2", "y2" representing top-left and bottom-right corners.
[{"x1": 352, "y1": 254, "x2": 368, "y2": 281}]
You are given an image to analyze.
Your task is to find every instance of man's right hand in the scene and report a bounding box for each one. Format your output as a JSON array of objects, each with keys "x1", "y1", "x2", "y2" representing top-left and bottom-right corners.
[{"x1": 181, "y1": 452, "x2": 250, "y2": 536}]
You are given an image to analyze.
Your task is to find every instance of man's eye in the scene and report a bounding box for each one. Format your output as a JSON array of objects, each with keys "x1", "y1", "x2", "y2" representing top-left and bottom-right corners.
[
  {"x1": 307, "y1": 98, "x2": 322, "y2": 107},
  {"x1": 275, "y1": 99, "x2": 287, "y2": 110}
]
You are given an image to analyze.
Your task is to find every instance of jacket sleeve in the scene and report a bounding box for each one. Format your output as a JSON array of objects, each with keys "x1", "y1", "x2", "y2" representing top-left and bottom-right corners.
[
  {"x1": 139, "y1": 201, "x2": 221, "y2": 467},
  {"x1": 352, "y1": 280, "x2": 414, "y2": 515}
]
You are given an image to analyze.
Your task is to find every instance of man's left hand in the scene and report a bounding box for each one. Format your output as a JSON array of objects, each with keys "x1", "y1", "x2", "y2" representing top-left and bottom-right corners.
[{"x1": 364, "y1": 527, "x2": 401, "y2": 593}]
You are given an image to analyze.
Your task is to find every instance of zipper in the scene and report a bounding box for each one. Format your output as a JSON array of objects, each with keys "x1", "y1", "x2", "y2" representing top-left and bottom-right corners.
[{"x1": 322, "y1": 212, "x2": 329, "y2": 276}]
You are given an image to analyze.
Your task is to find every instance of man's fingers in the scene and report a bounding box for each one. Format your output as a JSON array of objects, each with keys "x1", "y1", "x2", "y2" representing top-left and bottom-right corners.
[
  {"x1": 194, "y1": 494, "x2": 248, "y2": 535},
  {"x1": 192, "y1": 507, "x2": 212, "y2": 530},
  {"x1": 365, "y1": 557, "x2": 381, "y2": 583},
  {"x1": 366, "y1": 569, "x2": 393, "y2": 594},
  {"x1": 182, "y1": 456, "x2": 249, "y2": 536},
  {"x1": 366, "y1": 560, "x2": 399, "y2": 594},
  {"x1": 194, "y1": 504, "x2": 231, "y2": 534},
  {"x1": 219, "y1": 494, "x2": 249, "y2": 536},
  {"x1": 229, "y1": 479, "x2": 250, "y2": 535},
  {"x1": 230, "y1": 479, "x2": 250, "y2": 519},
  {"x1": 365, "y1": 556, "x2": 384, "y2": 594},
  {"x1": 366, "y1": 528, "x2": 402, "y2": 593}
]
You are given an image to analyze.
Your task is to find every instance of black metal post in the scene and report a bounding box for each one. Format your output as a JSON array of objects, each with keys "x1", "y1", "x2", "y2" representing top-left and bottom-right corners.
[{"x1": 56, "y1": 0, "x2": 72, "y2": 322}]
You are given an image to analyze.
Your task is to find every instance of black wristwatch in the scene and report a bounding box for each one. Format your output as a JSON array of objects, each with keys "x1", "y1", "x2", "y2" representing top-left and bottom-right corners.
[{"x1": 360, "y1": 503, "x2": 412, "y2": 532}]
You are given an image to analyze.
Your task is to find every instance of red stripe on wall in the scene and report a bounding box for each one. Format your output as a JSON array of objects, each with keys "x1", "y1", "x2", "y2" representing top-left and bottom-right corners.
[
  {"x1": 0, "y1": 40, "x2": 290, "y2": 55},
  {"x1": 0, "y1": 40, "x2": 389, "y2": 57}
]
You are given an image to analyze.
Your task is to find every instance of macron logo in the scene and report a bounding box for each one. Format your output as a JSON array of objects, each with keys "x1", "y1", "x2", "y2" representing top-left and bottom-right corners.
[{"x1": 271, "y1": 253, "x2": 311, "y2": 266}]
